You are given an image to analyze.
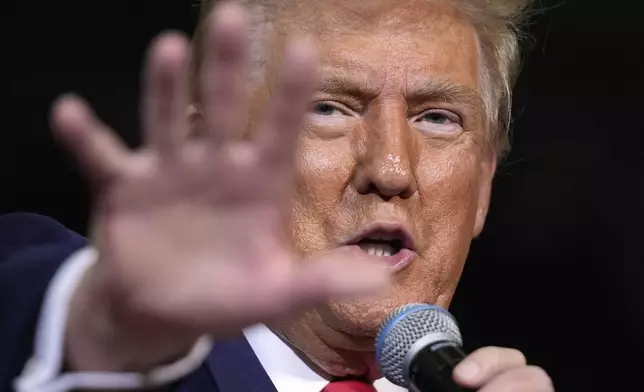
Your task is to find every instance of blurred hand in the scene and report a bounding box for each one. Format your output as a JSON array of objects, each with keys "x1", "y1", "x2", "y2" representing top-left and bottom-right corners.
[
  {"x1": 57, "y1": 2, "x2": 388, "y2": 372},
  {"x1": 454, "y1": 347, "x2": 554, "y2": 392}
]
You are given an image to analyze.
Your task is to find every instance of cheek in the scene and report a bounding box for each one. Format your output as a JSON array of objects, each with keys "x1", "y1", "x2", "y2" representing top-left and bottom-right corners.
[
  {"x1": 417, "y1": 147, "x2": 482, "y2": 229},
  {"x1": 414, "y1": 148, "x2": 483, "y2": 291},
  {"x1": 291, "y1": 138, "x2": 354, "y2": 255}
]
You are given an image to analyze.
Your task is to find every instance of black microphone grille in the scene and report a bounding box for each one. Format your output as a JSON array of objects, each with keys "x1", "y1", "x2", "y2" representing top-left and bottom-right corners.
[{"x1": 375, "y1": 303, "x2": 462, "y2": 387}]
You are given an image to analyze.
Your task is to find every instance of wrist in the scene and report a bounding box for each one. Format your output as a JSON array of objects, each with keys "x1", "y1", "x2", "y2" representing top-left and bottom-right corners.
[
  {"x1": 64, "y1": 262, "x2": 197, "y2": 373},
  {"x1": 16, "y1": 247, "x2": 213, "y2": 392}
]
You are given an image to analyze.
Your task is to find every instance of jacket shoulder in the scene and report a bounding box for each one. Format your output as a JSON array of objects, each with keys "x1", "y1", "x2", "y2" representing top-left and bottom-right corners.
[
  {"x1": 0, "y1": 213, "x2": 87, "y2": 390},
  {"x1": 0, "y1": 212, "x2": 84, "y2": 256}
]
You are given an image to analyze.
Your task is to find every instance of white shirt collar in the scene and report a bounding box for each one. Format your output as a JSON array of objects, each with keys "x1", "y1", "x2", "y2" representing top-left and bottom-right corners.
[{"x1": 243, "y1": 324, "x2": 405, "y2": 392}]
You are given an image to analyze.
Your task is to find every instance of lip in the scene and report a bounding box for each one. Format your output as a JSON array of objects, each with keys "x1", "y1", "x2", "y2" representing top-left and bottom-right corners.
[
  {"x1": 343, "y1": 245, "x2": 416, "y2": 271},
  {"x1": 343, "y1": 221, "x2": 418, "y2": 272},
  {"x1": 347, "y1": 221, "x2": 417, "y2": 251}
]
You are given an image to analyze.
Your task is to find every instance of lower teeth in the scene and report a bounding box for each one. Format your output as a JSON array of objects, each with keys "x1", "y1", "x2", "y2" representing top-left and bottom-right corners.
[{"x1": 358, "y1": 243, "x2": 398, "y2": 256}]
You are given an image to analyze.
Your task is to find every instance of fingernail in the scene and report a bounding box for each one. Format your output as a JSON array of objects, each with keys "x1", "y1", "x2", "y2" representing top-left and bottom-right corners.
[{"x1": 456, "y1": 360, "x2": 480, "y2": 381}]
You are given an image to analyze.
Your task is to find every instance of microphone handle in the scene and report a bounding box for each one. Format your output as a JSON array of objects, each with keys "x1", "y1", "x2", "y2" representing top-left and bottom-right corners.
[{"x1": 408, "y1": 341, "x2": 475, "y2": 392}]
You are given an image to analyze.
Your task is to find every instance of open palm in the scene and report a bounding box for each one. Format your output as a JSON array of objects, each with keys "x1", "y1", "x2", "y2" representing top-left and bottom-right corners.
[{"x1": 52, "y1": 3, "x2": 387, "y2": 341}]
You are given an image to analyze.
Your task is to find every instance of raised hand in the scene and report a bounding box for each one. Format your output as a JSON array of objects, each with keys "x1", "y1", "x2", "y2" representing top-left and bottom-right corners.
[{"x1": 56, "y1": 2, "x2": 388, "y2": 371}]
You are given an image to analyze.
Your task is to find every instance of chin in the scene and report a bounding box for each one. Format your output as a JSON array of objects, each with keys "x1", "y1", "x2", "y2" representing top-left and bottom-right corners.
[
  {"x1": 320, "y1": 294, "x2": 415, "y2": 338},
  {"x1": 321, "y1": 280, "x2": 443, "y2": 338},
  {"x1": 276, "y1": 264, "x2": 453, "y2": 379}
]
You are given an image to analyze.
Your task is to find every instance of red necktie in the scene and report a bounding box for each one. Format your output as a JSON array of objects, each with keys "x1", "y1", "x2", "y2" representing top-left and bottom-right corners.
[{"x1": 321, "y1": 379, "x2": 377, "y2": 392}]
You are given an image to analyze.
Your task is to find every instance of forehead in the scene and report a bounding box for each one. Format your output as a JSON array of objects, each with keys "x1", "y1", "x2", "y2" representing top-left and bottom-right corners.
[{"x1": 280, "y1": 0, "x2": 481, "y2": 91}]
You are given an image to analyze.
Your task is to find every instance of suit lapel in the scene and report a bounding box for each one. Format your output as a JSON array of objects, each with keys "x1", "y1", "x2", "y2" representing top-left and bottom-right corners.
[{"x1": 206, "y1": 336, "x2": 278, "y2": 392}]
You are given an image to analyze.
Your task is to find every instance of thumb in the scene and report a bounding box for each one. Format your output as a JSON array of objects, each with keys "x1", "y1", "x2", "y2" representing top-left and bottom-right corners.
[{"x1": 284, "y1": 249, "x2": 391, "y2": 306}]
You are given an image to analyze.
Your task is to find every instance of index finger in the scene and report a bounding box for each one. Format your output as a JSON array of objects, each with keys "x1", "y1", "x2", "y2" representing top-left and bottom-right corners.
[
  {"x1": 199, "y1": 2, "x2": 250, "y2": 145},
  {"x1": 255, "y1": 37, "x2": 317, "y2": 171}
]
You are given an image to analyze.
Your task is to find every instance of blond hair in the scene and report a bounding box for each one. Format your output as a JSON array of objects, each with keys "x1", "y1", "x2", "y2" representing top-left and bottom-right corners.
[{"x1": 192, "y1": 0, "x2": 533, "y2": 156}]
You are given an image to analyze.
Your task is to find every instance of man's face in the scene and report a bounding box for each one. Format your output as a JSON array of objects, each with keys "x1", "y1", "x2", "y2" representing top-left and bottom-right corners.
[{"x1": 249, "y1": 0, "x2": 495, "y2": 377}]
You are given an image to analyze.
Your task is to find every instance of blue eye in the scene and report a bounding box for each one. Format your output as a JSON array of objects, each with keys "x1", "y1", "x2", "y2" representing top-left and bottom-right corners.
[
  {"x1": 312, "y1": 103, "x2": 343, "y2": 116},
  {"x1": 413, "y1": 109, "x2": 462, "y2": 135},
  {"x1": 418, "y1": 110, "x2": 459, "y2": 125}
]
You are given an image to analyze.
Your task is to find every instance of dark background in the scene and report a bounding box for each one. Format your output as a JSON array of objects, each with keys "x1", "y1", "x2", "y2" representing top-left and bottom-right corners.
[{"x1": 3, "y1": 0, "x2": 644, "y2": 390}]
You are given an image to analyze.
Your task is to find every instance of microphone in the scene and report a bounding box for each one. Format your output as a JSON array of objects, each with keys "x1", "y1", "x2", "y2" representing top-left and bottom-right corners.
[{"x1": 375, "y1": 303, "x2": 473, "y2": 392}]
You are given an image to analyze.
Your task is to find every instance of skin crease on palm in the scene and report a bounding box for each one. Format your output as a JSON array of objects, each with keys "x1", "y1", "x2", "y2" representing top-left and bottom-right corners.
[{"x1": 203, "y1": 0, "x2": 499, "y2": 379}]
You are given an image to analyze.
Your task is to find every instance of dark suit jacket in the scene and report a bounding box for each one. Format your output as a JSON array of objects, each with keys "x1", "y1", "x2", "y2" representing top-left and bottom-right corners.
[{"x1": 0, "y1": 213, "x2": 278, "y2": 392}]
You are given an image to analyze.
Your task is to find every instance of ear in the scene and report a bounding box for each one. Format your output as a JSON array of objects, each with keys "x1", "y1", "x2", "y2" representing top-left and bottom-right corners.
[{"x1": 472, "y1": 155, "x2": 497, "y2": 237}]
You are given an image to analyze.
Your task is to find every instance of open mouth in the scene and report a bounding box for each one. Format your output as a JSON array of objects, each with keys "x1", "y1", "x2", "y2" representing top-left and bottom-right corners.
[
  {"x1": 357, "y1": 233, "x2": 404, "y2": 257},
  {"x1": 348, "y1": 224, "x2": 416, "y2": 258}
]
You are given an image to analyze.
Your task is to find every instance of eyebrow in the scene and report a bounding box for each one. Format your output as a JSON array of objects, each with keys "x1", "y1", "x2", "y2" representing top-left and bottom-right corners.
[
  {"x1": 317, "y1": 69, "x2": 383, "y2": 99},
  {"x1": 405, "y1": 78, "x2": 484, "y2": 115},
  {"x1": 316, "y1": 70, "x2": 484, "y2": 115}
]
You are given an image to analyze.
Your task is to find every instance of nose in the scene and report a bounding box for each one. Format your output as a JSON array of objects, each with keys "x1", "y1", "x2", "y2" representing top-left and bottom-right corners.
[{"x1": 352, "y1": 105, "x2": 417, "y2": 200}]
